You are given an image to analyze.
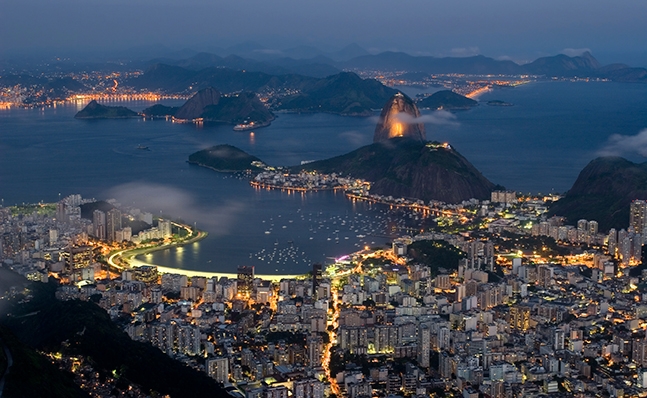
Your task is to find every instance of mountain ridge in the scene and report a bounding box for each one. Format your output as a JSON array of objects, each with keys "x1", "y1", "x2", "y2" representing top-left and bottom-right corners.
[{"x1": 549, "y1": 156, "x2": 647, "y2": 231}]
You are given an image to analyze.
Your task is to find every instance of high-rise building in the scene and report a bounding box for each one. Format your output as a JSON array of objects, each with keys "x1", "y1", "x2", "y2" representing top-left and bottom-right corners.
[
  {"x1": 509, "y1": 305, "x2": 531, "y2": 331},
  {"x1": 237, "y1": 266, "x2": 255, "y2": 297},
  {"x1": 631, "y1": 200, "x2": 647, "y2": 235},
  {"x1": 312, "y1": 263, "x2": 322, "y2": 299},
  {"x1": 206, "y1": 357, "x2": 229, "y2": 383},
  {"x1": 491, "y1": 190, "x2": 516, "y2": 204},
  {"x1": 56, "y1": 201, "x2": 67, "y2": 223},
  {"x1": 589, "y1": 220, "x2": 599, "y2": 235},
  {"x1": 49, "y1": 229, "x2": 58, "y2": 246},
  {"x1": 159, "y1": 219, "x2": 172, "y2": 238},
  {"x1": 554, "y1": 328, "x2": 565, "y2": 350},
  {"x1": 293, "y1": 379, "x2": 324, "y2": 398},
  {"x1": 93, "y1": 210, "x2": 106, "y2": 240},
  {"x1": 106, "y1": 208, "x2": 122, "y2": 242},
  {"x1": 307, "y1": 333, "x2": 323, "y2": 368},
  {"x1": 417, "y1": 323, "x2": 431, "y2": 368},
  {"x1": 608, "y1": 228, "x2": 618, "y2": 256}
]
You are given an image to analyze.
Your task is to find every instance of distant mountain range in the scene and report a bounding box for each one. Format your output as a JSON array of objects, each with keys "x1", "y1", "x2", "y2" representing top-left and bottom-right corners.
[
  {"x1": 340, "y1": 51, "x2": 647, "y2": 81},
  {"x1": 139, "y1": 48, "x2": 646, "y2": 82},
  {"x1": 549, "y1": 157, "x2": 647, "y2": 231}
]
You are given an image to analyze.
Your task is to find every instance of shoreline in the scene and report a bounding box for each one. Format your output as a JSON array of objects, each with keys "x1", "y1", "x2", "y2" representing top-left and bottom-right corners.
[{"x1": 108, "y1": 225, "x2": 306, "y2": 281}]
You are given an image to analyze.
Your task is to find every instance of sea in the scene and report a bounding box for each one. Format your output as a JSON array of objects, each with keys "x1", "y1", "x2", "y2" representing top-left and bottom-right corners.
[{"x1": 1, "y1": 81, "x2": 647, "y2": 274}]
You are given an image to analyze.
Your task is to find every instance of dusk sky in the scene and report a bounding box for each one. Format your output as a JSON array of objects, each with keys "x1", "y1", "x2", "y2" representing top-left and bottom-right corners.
[{"x1": 2, "y1": 0, "x2": 646, "y2": 65}]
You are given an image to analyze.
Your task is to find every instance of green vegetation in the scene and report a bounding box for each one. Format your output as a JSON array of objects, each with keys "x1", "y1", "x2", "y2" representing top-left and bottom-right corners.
[
  {"x1": 265, "y1": 332, "x2": 306, "y2": 345},
  {"x1": 141, "y1": 104, "x2": 179, "y2": 117},
  {"x1": 74, "y1": 100, "x2": 138, "y2": 119},
  {"x1": 79, "y1": 200, "x2": 114, "y2": 219},
  {"x1": 188, "y1": 144, "x2": 264, "y2": 172},
  {"x1": 495, "y1": 232, "x2": 571, "y2": 257},
  {"x1": 10, "y1": 203, "x2": 56, "y2": 217},
  {"x1": 0, "y1": 326, "x2": 89, "y2": 398},
  {"x1": 417, "y1": 90, "x2": 477, "y2": 110},
  {"x1": 407, "y1": 240, "x2": 466, "y2": 274},
  {"x1": 549, "y1": 156, "x2": 647, "y2": 230},
  {"x1": 277, "y1": 72, "x2": 397, "y2": 116},
  {"x1": 201, "y1": 92, "x2": 274, "y2": 124},
  {"x1": 294, "y1": 138, "x2": 495, "y2": 203}
]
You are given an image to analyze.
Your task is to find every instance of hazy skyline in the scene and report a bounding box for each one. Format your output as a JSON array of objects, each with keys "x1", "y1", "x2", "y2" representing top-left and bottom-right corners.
[{"x1": 2, "y1": 0, "x2": 647, "y2": 65}]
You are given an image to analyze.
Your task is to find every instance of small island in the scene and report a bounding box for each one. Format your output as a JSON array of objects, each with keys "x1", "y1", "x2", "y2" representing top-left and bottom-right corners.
[
  {"x1": 486, "y1": 99, "x2": 514, "y2": 107},
  {"x1": 188, "y1": 144, "x2": 265, "y2": 172},
  {"x1": 74, "y1": 100, "x2": 139, "y2": 119},
  {"x1": 416, "y1": 90, "x2": 477, "y2": 110}
]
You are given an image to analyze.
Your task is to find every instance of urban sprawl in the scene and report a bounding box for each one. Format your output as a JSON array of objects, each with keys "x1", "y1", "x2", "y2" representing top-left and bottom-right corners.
[{"x1": 3, "y1": 188, "x2": 647, "y2": 398}]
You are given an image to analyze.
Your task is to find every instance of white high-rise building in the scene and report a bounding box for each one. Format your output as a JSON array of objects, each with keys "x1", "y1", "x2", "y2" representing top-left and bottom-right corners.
[
  {"x1": 206, "y1": 357, "x2": 229, "y2": 383},
  {"x1": 418, "y1": 323, "x2": 431, "y2": 368},
  {"x1": 93, "y1": 210, "x2": 106, "y2": 240}
]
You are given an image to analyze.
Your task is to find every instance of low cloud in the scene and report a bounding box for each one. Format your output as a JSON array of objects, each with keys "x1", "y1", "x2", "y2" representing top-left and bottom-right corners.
[
  {"x1": 561, "y1": 48, "x2": 591, "y2": 57},
  {"x1": 449, "y1": 47, "x2": 480, "y2": 57},
  {"x1": 339, "y1": 130, "x2": 369, "y2": 147},
  {"x1": 394, "y1": 110, "x2": 459, "y2": 127},
  {"x1": 253, "y1": 49, "x2": 283, "y2": 55},
  {"x1": 105, "y1": 182, "x2": 245, "y2": 236},
  {"x1": 597, "y1": 129, "x2": 647, "y2": 157}
]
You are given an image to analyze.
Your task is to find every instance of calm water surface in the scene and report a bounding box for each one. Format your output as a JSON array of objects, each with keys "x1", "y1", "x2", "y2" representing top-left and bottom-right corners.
[{"x1": 1, "y1": 81, "x2": 646, "y2": 273}]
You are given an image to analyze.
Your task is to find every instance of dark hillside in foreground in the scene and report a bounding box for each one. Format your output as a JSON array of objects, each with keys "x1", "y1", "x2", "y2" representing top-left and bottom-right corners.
[{"x1": 1, "y1": 282, "x2": 227, "y2": 398}]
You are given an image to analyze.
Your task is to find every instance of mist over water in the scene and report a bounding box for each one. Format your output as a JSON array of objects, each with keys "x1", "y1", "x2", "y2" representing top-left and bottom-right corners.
[{"x1": 1, "y1": 81, "x2": 647, "y2": 273}]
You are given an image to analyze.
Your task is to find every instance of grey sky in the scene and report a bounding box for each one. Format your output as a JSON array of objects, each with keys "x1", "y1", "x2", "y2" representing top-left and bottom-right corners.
[{"x1": 2, "y1": 0, "x2": 646, "y2": 64}]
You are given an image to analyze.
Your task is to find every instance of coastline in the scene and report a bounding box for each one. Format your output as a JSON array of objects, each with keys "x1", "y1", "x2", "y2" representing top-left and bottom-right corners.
[
  {"x1": 187, "y1": 160, "x2": 258, "y2": 174},
  {"x1": 108, "y1": 225, "x2": 306, "y2": 281}
]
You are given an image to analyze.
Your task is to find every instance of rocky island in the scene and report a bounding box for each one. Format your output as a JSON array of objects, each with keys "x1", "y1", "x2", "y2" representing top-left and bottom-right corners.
[
  {"x1": 143, "y1": 87, "x2": 275, "y2": 128},
  {"x1": 417, "y1": 90, "x2": 477, "y2": 110},
  {"x1": 74, "y1": 100, "x2": 138, "y2": 119},
  {"x1": 486, "y1": 100, "x2": 514, "y2": 106},
  {"x1": 188, "y1": 144, "x2": 265, "y2": 172}
]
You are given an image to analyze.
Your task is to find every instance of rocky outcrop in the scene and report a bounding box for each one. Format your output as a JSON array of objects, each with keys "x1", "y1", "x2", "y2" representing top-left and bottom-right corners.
[
  {"x1": 74, "y1": 100, "x2": 138, "y2": 119},
  {"x1": 173, "y1": 87, "x2": 221, "y2": 120},
  {"x1": 374, "y1": 93, "x2": 426, "y2": 143},
  {"x1": 296, "y1": 138, "x2": 495, "y2": 203},
  {"x1": 549, "y1": 157, "x2": 647, "y2": 231},
  {"x1": 417, "y1": 90, "x2": 477, "y2": 110}
]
